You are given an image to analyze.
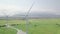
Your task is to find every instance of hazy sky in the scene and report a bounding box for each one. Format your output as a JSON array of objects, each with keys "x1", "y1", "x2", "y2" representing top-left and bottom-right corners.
[{"x1": 0, "y1": 0, "x2": 60, "y2": 16}]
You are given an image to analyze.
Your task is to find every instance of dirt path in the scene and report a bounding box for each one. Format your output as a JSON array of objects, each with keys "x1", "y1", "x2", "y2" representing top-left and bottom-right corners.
[
  {"x1": 17, "y1": 30, "x2": 26, "y2": 34},
  {"x1": 6, "y1": 25, "x2": 26, "y2": 34}
]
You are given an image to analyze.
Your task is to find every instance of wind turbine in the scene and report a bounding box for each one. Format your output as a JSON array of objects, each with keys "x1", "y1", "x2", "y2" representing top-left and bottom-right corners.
[
  {"x1": 25, "y1": 2, "x2": 35, "y2": 34},
  {"x1": 0, "y1": 1, "x2": 35, "y2": 34}
]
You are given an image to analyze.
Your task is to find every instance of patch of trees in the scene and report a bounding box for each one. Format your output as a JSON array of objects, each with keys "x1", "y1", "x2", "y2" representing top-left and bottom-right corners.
[
  {"x1": 56, "y1": 23, "x2": 60, "y2": 26},
  {"x1": 0, "y1": 24, "x2": 20, "y2": 28},
  {"x1": 0, "y1": 25, "x2": 6, "y2": 27},
  {"x1": 10, "y1": 24, "x2": 19, "y2": 26}
]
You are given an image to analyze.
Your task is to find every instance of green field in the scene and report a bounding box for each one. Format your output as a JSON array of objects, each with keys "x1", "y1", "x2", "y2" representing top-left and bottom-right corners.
[{"x1": 0, "y1": 18, "x2": 60, "y2": 34}]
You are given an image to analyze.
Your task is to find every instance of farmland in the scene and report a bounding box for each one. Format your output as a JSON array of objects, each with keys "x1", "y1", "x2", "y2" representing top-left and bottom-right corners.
[{"x1": 0, "y1": 18, "x2": 60, "y2": 34}]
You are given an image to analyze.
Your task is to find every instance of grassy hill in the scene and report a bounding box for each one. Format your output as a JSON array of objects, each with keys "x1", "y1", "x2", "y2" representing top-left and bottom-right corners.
[{"x1": 0, "y1": 18, "x2": 60, "y2": 34}]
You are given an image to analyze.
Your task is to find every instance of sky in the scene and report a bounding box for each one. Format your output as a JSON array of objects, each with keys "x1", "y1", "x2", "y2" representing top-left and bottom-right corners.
[{"x1": 0, "y1": 0, "x2": 60, "y2": 16}]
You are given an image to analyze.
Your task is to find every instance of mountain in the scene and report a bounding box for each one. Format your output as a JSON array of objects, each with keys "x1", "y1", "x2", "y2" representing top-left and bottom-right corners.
[
  {"x1": 12, "y1": 11, "x2": 60, "y2": 18},
  {"x1": 0, "y1": 11, "x2": 60, "y2": 18}
]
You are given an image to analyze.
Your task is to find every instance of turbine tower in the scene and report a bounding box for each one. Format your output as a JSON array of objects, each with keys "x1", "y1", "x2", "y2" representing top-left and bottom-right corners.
[
  {"x1": 25, "y1": 2, "x2": 35, "y2": 34},
  {"x1": 0, "y1": 1, "x2": 35, "y2": 34}
]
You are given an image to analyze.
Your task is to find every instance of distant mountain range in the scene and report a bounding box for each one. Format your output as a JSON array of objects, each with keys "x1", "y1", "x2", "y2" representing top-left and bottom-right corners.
[
  {"x1": 12, "y1": 11, "x2": 60, "y2": 18},
  {"x1": 0, "y1": 11, "x2": 60, "y2": 18}
]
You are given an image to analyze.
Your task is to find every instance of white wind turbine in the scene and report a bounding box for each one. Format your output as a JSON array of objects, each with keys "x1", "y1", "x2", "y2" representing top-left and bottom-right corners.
[
  {"x1": 0, "y1": 1, "x2": 35, "y2": 34},
  {"x1": 25, "y1": 2, "x2": 35, "y2": 34}
]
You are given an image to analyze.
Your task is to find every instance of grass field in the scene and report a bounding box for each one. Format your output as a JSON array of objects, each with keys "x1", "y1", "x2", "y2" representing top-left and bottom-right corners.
[{"x1": 0, "y1": 18, "x2": 60, "y2": 34}]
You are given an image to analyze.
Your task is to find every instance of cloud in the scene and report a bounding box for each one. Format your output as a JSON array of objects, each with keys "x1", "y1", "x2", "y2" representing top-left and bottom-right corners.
[
  {"x1": 0, "y1": 5, "x2": 16, "y2": 16},
  {"x1": 0, "y1": 5, "x2": 21, "y2": 11},
  {"x1": 0, "y1": 4, "x2": 60, "y2": 16},
  {"x1": 32, "y1": 7, "x2": 60, "y2": 13},
  {"x1": 0, "y1": 4, "x2": 27, "y2": 16}
]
